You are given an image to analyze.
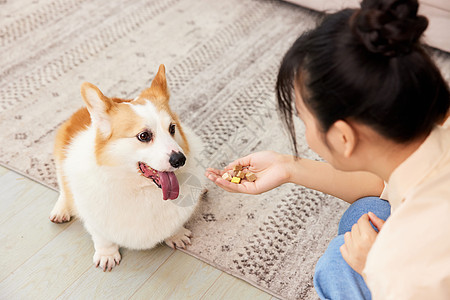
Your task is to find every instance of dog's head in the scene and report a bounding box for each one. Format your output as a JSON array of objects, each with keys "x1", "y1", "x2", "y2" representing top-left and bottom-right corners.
[{"x1": 81, "y1": 65, "x2": 189, "y2": 200}]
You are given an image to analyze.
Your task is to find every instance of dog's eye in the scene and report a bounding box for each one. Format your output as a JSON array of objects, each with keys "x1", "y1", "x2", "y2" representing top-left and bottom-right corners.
[
  {"x1": 137, "y1": 131, "x2": 153, "y2": 143},
  {"x1": 169, "y1": 123, "x2": 176, "y2": 136}
]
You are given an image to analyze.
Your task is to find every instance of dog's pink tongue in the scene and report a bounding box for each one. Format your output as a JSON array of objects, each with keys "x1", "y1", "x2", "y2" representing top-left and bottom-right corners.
[{"x1": 159, "y1": 172, "x2": 179, "y2": 200}]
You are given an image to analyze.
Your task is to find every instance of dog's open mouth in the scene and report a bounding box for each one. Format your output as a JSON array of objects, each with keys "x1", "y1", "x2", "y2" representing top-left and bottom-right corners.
[{"x1": 138, "y1": 162, "x2": 179, "y2": 200}]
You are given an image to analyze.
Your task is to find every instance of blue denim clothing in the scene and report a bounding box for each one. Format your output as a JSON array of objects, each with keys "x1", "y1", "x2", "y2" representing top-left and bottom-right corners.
[{"x1": 314, "y1": 197, "x2": 391, "y2": 300}]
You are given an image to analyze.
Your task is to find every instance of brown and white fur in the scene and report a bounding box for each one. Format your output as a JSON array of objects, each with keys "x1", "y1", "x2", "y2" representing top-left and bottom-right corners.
[{"x1": 50, "y1": 65, "x2": 203, "y2": 271}]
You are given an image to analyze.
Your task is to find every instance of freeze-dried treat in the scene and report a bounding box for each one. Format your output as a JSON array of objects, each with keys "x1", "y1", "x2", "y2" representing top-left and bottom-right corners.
[
  {"x1": 245, "y1": 172, "x2": 257, "y2": 182},
  {"x1": 222, "y1": 172, "x2": 233, "y2": 181},
  {"x1": 233, "y1": 165, "x2": 243, "y2": 171},
  {"x1": 225, "y1": 165, "x2": 257, "y2": 184},
  {"x1": 231, "y1": 177, "x2": 241, "y2": 184}
]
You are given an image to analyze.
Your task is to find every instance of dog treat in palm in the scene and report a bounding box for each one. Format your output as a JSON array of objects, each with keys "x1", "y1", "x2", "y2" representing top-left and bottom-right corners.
[
  {"x1": 231, "y1": 176, "x2": 241, "y2": 184},
  {"x1": 227, "y1": 165, "x2": 257, "y2": 184},
  {"x1": 233, "y1": 165, "x2": 243, "y2": 172},
  {"x1": 245, "y1": 172, "x2": 257, "y2": 182},
  {"x1": 222, "y1": 172, "x2": 233, "y2": 181}
]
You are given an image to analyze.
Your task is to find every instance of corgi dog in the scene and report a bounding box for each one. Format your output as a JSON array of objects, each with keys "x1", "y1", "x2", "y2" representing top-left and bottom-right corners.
[{"x1": 50, "y1": 65, "x2": 204, "y2": 271}]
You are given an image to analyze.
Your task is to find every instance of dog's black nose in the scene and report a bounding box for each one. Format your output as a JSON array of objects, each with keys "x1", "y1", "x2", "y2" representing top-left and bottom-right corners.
[{"x1": 169, "y1": 151, "x2": 186, "y2": 168}]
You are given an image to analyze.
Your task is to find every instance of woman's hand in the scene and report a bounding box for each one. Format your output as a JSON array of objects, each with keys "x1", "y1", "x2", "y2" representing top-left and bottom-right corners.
[
  {"x1": 340, "y1": 212, "x2": 386, "y2": 275},
  {"x1": 204, "y1": 151, "x2": 295, "y2": 195}
]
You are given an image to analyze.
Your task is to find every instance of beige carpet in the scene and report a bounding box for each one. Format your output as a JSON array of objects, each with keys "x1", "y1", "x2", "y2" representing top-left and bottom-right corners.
[{"x1": 1, "y1": 0, "x2": 449, "y2": 299}]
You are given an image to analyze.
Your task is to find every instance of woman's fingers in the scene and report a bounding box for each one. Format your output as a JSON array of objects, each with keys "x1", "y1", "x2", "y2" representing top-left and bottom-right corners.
[
  {"x1": 205, "y1": 170, "x2": 238, "y2": 193},
  {"x1": 357, "y1": 214, "x2": 378, "y2": 242},
  {"x1": 205, "y1": 168, "x2": 224, "y2": 176},
  {"x1": 368, "y1": 211, "x2": 385, "y2": 231}
]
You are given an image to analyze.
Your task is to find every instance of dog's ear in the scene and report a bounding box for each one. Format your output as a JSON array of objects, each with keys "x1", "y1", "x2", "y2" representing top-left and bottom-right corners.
[
  {"x1": 80, "y1": 82, "x2": 114, "y2": 137},
  {"x1": 149, "y1": 64, "x2": 169, "y2": 99}
]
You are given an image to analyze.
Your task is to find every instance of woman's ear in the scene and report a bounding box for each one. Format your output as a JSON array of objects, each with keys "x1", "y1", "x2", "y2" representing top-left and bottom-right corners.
[{"x1": 326, "y1": 120, "x2": 357, "y2": 157}]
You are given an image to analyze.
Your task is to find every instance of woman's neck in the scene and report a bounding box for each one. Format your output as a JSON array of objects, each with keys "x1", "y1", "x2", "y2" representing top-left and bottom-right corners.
[{"x1": 368, "y1": 135, "x2": 427, "y2": 182}]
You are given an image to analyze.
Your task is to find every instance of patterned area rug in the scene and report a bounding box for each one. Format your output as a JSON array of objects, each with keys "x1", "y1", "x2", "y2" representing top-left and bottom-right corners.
[{"x1": 1, "y1": 0, "x2": 449, "y2": 299}]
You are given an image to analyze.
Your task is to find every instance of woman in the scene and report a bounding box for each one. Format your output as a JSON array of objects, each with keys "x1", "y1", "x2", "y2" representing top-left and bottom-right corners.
[{"x1": 205, "y1": 0, "x2": 450, "y2": 298}]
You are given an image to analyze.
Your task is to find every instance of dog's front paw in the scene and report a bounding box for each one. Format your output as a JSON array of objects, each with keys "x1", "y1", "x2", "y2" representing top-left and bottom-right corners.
[
  {"x1": 49, "y1": 196, "x2": 73, "y2": 223},
  {"x1": 164, "y1": 227, "x2": 192, "y2": 249},
  {"x1": 93, "y1": 249, "x2": 121, "y2": 272}
]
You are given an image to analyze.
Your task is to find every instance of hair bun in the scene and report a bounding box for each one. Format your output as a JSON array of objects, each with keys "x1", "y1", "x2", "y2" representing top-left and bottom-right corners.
[{"x1": 351, "y1": 0, "x2": 428, "y2": 56}]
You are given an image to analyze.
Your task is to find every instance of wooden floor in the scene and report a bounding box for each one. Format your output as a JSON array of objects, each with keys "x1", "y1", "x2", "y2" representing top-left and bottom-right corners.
[{"x1": 0, "y1": 165, "x2": 276, "y2": 300}]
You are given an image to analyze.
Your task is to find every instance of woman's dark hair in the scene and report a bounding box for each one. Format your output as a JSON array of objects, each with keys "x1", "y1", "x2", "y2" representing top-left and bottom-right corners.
[{"x1": 276, "y1": 0, "x2": 450, "y2": 156}]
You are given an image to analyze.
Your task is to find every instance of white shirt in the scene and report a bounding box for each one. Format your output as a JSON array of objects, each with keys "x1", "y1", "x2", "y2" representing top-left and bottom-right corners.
[{"x1": 364, "y1": 119, "x2": 450, "y2": 299}]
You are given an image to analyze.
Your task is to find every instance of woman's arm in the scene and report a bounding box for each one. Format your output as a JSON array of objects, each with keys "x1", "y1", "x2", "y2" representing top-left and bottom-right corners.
[
  {"x1": 205, "y1": 151, "x2": 384, "y2": 203},
  {"x1": 286, "y1": 157, "x2": 384, "y2": 204}
]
